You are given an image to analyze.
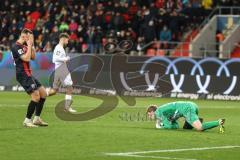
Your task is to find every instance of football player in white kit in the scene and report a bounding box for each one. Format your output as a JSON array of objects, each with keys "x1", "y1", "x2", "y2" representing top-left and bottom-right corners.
[{"x1": 47, "y1": 33, "x2": 77, "y2": 113}]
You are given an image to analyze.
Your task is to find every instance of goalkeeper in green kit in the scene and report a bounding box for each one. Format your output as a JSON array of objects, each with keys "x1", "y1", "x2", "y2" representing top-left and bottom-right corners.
[{"x1": 146, "y1": 101, "x2": 225, "y2": 132}]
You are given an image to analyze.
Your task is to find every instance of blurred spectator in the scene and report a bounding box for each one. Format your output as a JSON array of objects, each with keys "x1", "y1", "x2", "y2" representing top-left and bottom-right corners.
[
  {"x1": 59, "y1": 21, "x2": 69, "y2": 32},
  {"x1": 216, "y1": 30, "x2": 224, "y2": 57},
  {"x1": 95, "y1": 26, "x2": 104, "y2": 54},
  {"x1": 136, "y1": 37, "x2": 146, "y2": 55},
  {"x1": 86, "y1": 26, "x2": 97, "y2": 53},
  {"x1": 129, "y1": 1, "x2": 139, "y2": 15},
  {"x1": 155, "y1": 0, "x2": 165, "y2": 9},
  {"x1": 160, "y1": 25, "x2": 172, "y2": 49},
  {"x1": 24, "y1": 16, "x2": 35, "y2": 30},
  {"x1": 69, "y1": 19, "x2": 78, "y2": 32},
  {"x1": 1, "y1": 0, "x2": 239, "y2": 55},
  {"x1": 112, "y1": 12, "x2": 124, "y2": 30},
  {"x1": 143, "y1": 20, "x2": 157, "y2": 43},
  {"x1": 202, "y1": 0, "x2": 213, "y2": 10}
]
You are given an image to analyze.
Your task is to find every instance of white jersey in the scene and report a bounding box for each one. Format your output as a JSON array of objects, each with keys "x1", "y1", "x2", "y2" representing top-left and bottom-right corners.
[
  {"x1": 52, "y1": 44, "x2": 73, "y2": 87},
  {"x1": 53, "y1": 44, "x2": 70, "y2": 69}
]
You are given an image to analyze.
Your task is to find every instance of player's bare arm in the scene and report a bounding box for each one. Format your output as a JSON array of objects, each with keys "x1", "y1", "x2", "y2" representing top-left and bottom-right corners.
[
  {"x1": 31, "y1": 46, "x2": 36, "y2": 60},
  {"x1": 30, "y1": 35, "x2": 36, "y2": 60}
]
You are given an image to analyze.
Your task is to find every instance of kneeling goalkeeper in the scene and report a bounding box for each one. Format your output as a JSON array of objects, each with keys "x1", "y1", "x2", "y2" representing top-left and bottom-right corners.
[{"x1": 146, "y1": 101, "x2": 225, "y2": 132}]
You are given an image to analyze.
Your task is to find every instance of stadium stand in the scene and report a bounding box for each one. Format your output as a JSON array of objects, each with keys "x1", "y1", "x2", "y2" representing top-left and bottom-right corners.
[{"x1": 0, "y1": 0, "x2": 240, "y2": 56}]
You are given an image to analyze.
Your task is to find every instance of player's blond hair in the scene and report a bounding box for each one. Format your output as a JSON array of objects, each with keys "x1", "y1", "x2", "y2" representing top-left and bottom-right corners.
[{"x1": 21, "y1": 28, "x2": 33, "y2": 35}]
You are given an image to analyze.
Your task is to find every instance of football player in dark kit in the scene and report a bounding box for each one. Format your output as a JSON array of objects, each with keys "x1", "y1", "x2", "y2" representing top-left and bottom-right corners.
[{"x1": 11, "y1": 28, "x2": 48, "y2": 127}]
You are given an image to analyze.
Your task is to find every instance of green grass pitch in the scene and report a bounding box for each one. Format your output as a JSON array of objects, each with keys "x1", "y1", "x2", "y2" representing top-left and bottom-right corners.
[{"x1": 0, "y1": 92, "x2": 240, "y2": 160}]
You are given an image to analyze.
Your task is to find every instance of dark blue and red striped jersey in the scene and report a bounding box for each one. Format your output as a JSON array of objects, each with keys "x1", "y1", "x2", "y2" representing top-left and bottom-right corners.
[{"x1": 11, "y1": 42, "x2": 32, "y2": 76}]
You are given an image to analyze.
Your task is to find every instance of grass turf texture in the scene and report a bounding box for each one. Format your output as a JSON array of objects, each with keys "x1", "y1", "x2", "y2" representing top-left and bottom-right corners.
[{"x1": 0, "y1": 92, "x2": 240, "y2": 160}]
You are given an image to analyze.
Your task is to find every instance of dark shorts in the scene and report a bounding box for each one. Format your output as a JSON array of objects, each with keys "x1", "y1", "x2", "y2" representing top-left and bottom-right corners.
[{"x1": 16, "y1": 73, "x2": 42, "y2": 94}]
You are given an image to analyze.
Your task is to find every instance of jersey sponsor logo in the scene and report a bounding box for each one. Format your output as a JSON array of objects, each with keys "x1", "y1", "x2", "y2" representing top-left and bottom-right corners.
[{"x1": 31, "y1": 84, "x2": 36, "y2": 89}]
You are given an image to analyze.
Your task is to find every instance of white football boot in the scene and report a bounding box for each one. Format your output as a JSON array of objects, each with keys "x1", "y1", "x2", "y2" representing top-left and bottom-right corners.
[{"x1": 23, "y1": 118, "x2": 38, "y2": 128}]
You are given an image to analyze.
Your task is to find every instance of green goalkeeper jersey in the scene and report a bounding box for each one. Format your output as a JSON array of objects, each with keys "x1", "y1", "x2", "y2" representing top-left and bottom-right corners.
[{"x1": 154, "y1": 101, "x2": 199, "y2": 129}]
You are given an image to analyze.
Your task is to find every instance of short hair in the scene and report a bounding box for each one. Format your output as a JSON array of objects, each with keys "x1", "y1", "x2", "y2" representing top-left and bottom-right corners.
[
  {"x1": 146, "y1": 105, "x2": 157, "y2": 113},
  {"x1": 21, "y1": 28, "x2": 33, "y2": 35},
  {"x1": 59, "y1": 33, "x2": 69, "y2": 39}
]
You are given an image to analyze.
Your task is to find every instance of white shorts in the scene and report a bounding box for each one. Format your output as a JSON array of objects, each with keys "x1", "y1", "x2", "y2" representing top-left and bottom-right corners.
[{"x1": 53, "y1": 66, "x2": 73, "y2": 88}]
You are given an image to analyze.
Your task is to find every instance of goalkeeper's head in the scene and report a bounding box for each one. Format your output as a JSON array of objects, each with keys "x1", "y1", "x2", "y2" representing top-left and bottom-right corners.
[{"x1": 146, "y1": 105, "x2": 157, "y2": 120}]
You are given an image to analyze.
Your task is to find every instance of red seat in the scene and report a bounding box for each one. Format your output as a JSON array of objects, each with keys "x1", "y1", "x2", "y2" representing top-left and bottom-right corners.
[{"x1": 146, "y1": 49, "x2": 156, "y2": 56}]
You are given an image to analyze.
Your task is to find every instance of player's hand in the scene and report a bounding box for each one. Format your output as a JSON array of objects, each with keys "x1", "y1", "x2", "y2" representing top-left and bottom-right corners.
[
  {"x1": 29, "y1": 34, "x2": 34, "y2": 42},
  {"x1": 156, "y1": 123, "x2": 162, "y2": 129},
  {"x1": 27, "y1": 34, "x2": 34, "y2": 46},
  {"x1": 64, "y1": 56, "x2": 70, "y2": 63},
  {"x1": 26, "y1": 39, "x2": 33, "y2": 47},
  {"x1": 66, "y1": 56, "x2": 70, "y2": 61}
]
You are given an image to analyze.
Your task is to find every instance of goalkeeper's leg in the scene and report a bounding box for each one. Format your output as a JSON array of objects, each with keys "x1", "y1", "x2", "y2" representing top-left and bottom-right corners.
[
  {"x1": 183, "y1": 118, "x2": 203, "y2": 129},
  {"x1": 191, "y1": 119, "x2": 225, "y2": 131},
  {"x1": 201, "y1": 121, "x2": 219, "y2": 130},
  {"x1": 202, "y1": 119, "x2": 225, "y2": 132}
]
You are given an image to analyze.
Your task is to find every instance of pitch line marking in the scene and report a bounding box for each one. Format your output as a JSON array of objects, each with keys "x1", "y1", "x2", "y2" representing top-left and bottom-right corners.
[
  {"x1": 104, "y1": 145, "x2": 240, "y2": 160},
  {"x1": 116, "y1": 154, "x2": 197, "y2": 160},
  {"x1": 105, "y1": 145, "x2": 240, "y2": 155}
]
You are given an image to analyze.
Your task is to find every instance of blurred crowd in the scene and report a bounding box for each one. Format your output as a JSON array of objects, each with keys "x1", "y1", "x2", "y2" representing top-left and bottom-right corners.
[{"x1": 0, "y1": 0, "x2": 240, "y2": 54}]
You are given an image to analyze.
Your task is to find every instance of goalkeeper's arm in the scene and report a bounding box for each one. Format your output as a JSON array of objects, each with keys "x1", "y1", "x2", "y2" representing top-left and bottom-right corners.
[{"x1": 156, "y1": 118, "x2": 179, "y2": 129}]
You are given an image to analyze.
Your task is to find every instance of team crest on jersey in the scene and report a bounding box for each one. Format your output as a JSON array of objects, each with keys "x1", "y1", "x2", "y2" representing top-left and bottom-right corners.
[
  {"x1": 31, "y1": 84, "x2": 36, "y2": 89},
  {"x1": 18, "y1": 49, "x2": 24, "y2": 55}
]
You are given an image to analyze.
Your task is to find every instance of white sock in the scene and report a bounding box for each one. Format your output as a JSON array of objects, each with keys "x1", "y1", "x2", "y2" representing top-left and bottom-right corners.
[
  {"x1": 34, "y1": 116, "x2": 40, "y2": 121},
  {"x1": 24, "y1": 118, "x2": 32, "y2": 123},
  {"x1": 46, "y1": 88, "x2": 49, "y2": 96},
  {"x1": 65, "y1": 94, "x2": 72, "y2": 109}
]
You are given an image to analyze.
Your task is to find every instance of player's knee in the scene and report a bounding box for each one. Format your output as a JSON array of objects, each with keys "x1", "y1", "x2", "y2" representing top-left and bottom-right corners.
[
  {"x1": 65, "y1": 82, "x2": 73, "y2": 87},
  {"x1": 64, "y1": 78, "x2": 73, "y2": 87},
  {"x1": 193, "y1": 124, "x2": 204, "y2": 131},
  {"x1": 67, "y1": 85, "x2": 73, "y2": 90},
  {"x1": 195, "y1": 127, "x2": 203, "y2": 131},
  {"x1": 31, "y1": 91, "x2": 40, "y2": 102},
  {"x1": 39, "y1": 88, "x2": 47, "y2": 98},
  {"x1": 66, "y1": 85, "x2": 73, "y2": 94},
  {"x1": 191, "y1": 120, "x2": 203, "y2": 131},
  {"x1": 51, "y1": 89, "x2": 57, "y2": 95}
]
